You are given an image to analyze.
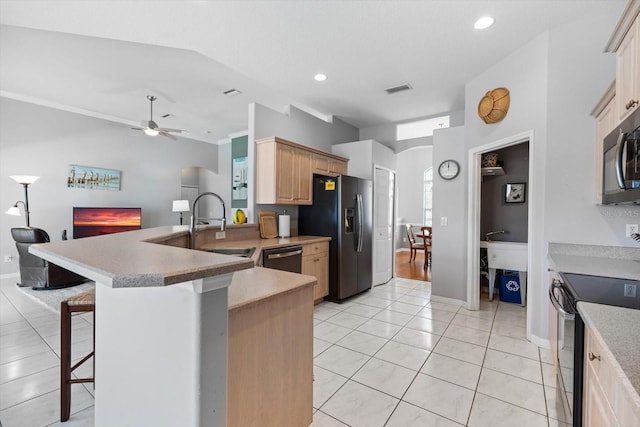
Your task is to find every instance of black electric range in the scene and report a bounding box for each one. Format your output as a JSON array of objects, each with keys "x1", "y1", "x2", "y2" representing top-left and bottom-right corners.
[{"x1": 550, "y1": 272, "x2": 640, "y2": 427}]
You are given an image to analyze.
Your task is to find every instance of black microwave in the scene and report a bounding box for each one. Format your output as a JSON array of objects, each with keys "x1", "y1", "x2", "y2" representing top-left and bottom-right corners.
[{"x1": 602, "y1": 107, "x2": 640, "y2": 205}]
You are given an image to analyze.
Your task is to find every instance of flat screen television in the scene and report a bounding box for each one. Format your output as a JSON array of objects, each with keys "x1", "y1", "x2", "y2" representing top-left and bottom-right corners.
[{"x1": 73, "y1": 207, "x2": 142, "y2": 239}]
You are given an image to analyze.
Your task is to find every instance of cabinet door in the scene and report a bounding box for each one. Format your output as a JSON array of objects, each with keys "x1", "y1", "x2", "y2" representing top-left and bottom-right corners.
[
  {"x1": 329, "y1": 159, "x2": 348, "y2": 176},
  {"x1": 295, "y1": 148, "x2": 312, "y2": 204},
  {"x1": 584, "y1": 362, "x2": 617, "y2": 427},
  {"x1": 312, "y1": 154, "x2": 330, "y2": 175},
  {"x1": 276, "y1": 143, "x2": 296, "y2": 203},
  {"x1": 302, "y1": 255, "x2": 323, "y2": 301},
  {"x1": 616, "y1": 15, "x2": 640, "y2": 121},
  {"x1": 314, "y1": 252, "x2": 329, "y2": 300},
  {"x1": 302, "y1": 243, "x2": 329, "y2": 302}
]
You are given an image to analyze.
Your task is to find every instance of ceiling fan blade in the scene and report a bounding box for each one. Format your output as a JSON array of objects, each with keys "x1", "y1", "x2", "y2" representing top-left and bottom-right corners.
[
  {"x1": 158, "y1": 128, "x2": 183, "y2": 133},
  {"x1": 159, "y1": 130, "x2": 178, "y2": 141}
]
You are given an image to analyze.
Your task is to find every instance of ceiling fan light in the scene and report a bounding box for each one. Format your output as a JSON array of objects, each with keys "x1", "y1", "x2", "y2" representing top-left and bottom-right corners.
[
  {"x1": 144, "y1": 128, "x2": 159, "y2": 136},
  {"x1": 474, "y1": 16, "x2": 495, "y2": 30}
]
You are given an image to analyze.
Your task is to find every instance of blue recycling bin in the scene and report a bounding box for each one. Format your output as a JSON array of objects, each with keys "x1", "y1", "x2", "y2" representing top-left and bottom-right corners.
[{"x1": 499, "y1": 271, "x2": 521, "y2": 304}]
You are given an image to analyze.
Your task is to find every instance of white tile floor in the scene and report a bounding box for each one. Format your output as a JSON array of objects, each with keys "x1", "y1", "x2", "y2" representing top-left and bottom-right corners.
[{"x1": 0, "y1": 276, "x2": 571, "y2": 427}]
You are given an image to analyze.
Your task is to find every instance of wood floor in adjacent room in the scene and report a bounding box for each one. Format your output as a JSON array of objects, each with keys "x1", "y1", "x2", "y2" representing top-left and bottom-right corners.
[{"x1": 395, "y1": 250, "x2": 430, "y2": 281}]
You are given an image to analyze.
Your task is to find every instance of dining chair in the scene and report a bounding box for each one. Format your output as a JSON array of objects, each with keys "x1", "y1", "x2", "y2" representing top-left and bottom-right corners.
[
  {"x1": 420, "y1": 226, "x2": 433, "y2": 269},
  {"x1": 405, "y1": 224, "x2": 425, "y2": 263}
]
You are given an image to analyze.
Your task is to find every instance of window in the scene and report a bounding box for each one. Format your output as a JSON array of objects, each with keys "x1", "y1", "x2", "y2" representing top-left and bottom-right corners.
[
  {"x1": 423, "y1": 168, "x2": 433, "y2": 226},
  {"x1": 396, "y1": 116, "x2": 450, "y2": 141}
]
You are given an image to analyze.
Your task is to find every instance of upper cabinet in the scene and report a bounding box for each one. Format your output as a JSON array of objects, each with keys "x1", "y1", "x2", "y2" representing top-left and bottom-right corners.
[
  {"x1": 616, "y1": 13, "x2": 640, "y2": 121},
  {"x1": 312, "y1": 153, "x2": 348, "y2": 177},
  {"x1": 607, "y1": 4, "x2": 640, "y2": 121},
  {"x1": 256, "y1": 136, "x2": 348, "y2": 205}
]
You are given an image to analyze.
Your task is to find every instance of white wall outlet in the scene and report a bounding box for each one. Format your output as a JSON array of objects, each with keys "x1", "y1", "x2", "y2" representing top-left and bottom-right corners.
[
  {"x1": 440, "y1": 217, "x2": 448, "y2": 226},
  {"x1": 4, "y1": 255, "x2": 13, "y2": 263},
  {"x1": 626, "y1": 224, "x2": 639, "y2": 237},
  {"x1": 215, "y1": 231, "x2": 226, "y2": 240}
]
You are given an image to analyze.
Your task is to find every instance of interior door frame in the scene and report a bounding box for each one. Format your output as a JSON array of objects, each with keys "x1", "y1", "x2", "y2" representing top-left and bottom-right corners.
[
  {"x1": 373, "y1": 164, "x2": 396, "y2": 286},
  {"x1": 466, "y1": 130, "x2": 535, "y2": 338}
]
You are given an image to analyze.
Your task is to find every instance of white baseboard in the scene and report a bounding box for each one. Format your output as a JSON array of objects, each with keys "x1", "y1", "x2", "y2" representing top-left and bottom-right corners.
[
  {"x1": 431, "y1": 294, "x2": 464, "y2": 307},
  {"x1": 529, "y1": 334, "x2": 550, "y2": 349},
  {"x1": 0, "y1": 273, "x2": 19, "y2": 280}
]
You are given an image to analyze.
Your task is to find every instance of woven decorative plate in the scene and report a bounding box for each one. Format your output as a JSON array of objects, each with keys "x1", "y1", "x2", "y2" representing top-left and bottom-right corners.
[{"x1": 478, "y1": 87, "x2": 510, "y2": 124}]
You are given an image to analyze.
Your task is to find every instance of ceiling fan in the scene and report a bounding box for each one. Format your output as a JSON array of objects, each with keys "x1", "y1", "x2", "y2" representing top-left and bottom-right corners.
[{"x1": 133, "y1": 95, "x2": 183, "y2": 140}]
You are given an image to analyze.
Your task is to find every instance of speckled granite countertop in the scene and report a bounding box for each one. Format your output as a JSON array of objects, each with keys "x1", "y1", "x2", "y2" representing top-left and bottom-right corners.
[
  {"x1": 228, "y1": 267, "x2": 316, "y2": 311},
  {"x1": 578, "y1": 302, "x2": 640, "y2": 408},
  {"x1": 29, "y1": 226, "x2": 254, "y2": 288},
  {"x1": 548, "y1": 243, "x2": 640, "y2": 280}
]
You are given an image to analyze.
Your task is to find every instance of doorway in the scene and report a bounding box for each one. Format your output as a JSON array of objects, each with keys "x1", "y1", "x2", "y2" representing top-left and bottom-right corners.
[
  {"x1": 466, "y1": 131, "x2": 535, "y2": 340},
  {"x1": 373, "y1": 166, "x2": 396, "y2": 286}
]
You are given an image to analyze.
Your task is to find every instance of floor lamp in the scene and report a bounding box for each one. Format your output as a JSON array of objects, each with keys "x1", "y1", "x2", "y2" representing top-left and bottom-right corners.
[{"x1": 5, "y1": 175, "x2": 39, "y2": 227}]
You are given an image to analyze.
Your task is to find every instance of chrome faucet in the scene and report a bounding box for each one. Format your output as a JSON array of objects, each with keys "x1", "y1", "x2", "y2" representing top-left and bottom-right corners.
[
  {"x1": 189, "y1": 192, "x2": 226, "y2": 249},
  {"x1": 485, "y1": 229, "x2": 506, "y2": 241}
]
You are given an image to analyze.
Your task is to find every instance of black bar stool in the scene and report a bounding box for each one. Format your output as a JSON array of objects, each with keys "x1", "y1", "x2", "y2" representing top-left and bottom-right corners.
[{"x1": 60, "y1": 288, "x2": 95, "y2": 422}]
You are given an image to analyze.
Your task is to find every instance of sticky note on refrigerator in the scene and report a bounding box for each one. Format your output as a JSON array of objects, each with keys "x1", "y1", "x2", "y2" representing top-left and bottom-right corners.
[{"x1": 325, "y1": 181, "x2": 335, "y2": 190}]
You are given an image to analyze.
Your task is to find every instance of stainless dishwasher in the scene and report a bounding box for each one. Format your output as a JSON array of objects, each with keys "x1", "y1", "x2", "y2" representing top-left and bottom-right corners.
[{"x1": 262, "y1": 245, "x2": 303, "y2": 273}]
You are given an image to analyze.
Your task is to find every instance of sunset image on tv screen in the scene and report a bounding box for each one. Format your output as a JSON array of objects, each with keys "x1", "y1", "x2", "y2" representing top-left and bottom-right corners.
[{"x1": 73, "y1": 207, "x2": 141, "y2": 238}]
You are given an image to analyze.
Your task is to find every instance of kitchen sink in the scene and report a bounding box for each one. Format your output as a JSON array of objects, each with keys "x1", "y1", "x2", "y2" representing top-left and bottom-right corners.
[
  {"x1": 480, "y1": 241, "x2": 528, "y2": 305},
  {"x1": 203, "y1": 247, "x2": 256, "y2": 258}
]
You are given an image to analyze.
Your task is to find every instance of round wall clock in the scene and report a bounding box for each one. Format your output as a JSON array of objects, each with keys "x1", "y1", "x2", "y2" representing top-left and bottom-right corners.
[{"x1": 438, "y1": 160, "x2": 460, "y2": 180}]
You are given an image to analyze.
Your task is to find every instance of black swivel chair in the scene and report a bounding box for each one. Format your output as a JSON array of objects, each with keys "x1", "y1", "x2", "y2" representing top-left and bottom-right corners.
[{"x1": 10, "y1": 227, "x2": 88, "y2": 290}]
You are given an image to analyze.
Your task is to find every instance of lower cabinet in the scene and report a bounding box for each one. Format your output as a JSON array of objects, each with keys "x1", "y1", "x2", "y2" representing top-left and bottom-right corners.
[
  {"x1": 228, "y1": 283, "x2": 314, "y2": 427},
  {"x1": 302, "y1": 241, "x2": 329, "y2": 302},
  {"x1": 583, "y1": 326, "x2": 640, "y2": 427}
]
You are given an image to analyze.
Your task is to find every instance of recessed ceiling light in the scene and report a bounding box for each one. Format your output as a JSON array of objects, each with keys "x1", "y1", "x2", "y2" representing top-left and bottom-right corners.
[
  {"x1": 314, "y1": 73, "x2": 327, "y2": 82},
  {"x1": 474, "y1": 16, "x2": 495, "y2": 30}
]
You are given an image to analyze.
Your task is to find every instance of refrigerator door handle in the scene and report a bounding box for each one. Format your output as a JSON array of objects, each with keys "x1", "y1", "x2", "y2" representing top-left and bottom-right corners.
[{"x1": 356, "y1": 193, "x2": 364, "y2": 252}]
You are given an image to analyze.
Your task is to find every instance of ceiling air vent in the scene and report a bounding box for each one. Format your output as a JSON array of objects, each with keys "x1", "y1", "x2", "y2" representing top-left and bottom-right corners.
[
  {"x1": 223, "y1": 88, "x2": 242, "y2": 96},
  {"x1": 385, "y1": 83, "x2": 412, "y2": 95}
]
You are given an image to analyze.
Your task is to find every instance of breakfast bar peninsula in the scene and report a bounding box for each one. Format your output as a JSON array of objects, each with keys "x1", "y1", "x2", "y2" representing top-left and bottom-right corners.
[{"x1": 29, "y1": 225, "x2": 316, "y2": 427}]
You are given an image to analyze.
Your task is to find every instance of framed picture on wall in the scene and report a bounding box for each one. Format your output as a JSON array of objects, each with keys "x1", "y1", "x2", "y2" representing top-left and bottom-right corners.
[{"x1": 505, "y1": 183, "x2": 526, "y2": 203}]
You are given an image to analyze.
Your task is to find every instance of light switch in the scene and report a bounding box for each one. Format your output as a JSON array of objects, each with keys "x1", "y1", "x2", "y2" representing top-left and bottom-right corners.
[{"x1": 440, "y1": 217, "x2": 448, "y2": 226}]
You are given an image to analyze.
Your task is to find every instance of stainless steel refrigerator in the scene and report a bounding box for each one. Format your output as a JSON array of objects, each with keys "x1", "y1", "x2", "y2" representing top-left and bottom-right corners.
[{"x1": 299, "y1": 174, "x2": 372, "y2": 302}]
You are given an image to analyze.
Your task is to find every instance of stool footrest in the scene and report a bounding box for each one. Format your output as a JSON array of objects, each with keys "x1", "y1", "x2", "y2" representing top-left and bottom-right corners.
[
  {"x1": 68, "y1": 378, "x2": 94, "y2": 385},
  {"x1": 70, "y1": 351, "x2": 94, "y2": 373}
]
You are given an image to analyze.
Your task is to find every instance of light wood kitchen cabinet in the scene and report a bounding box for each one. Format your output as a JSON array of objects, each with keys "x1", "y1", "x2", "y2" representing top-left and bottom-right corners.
[
  {"x1": 228, "y1": 272, "x2": 314, "y2": 427},
  {"x1": 256, "y1": 136, "x2": 349, "y2": 205},
  {"x1": 301, "y1": 241, "x2": 329, "y2": 302},
  {"x1": 275, "y1": 143, "x2": 312, "y2": 204},
  {"x1": 583, "y1": 325, "x2": 640, "y2": 427},
  {"x1": 608, "y1": 7, "x2": 640, "y2": 121},
  {"x1": 312, "y1": 153, "x2": 348, "y2": 177},
  {"x1": 256, "y1": 137, "x2": 312, "y2": 205},
  {"x1": 329, "y1": 157, "x2": 348, "y2": 176}
]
